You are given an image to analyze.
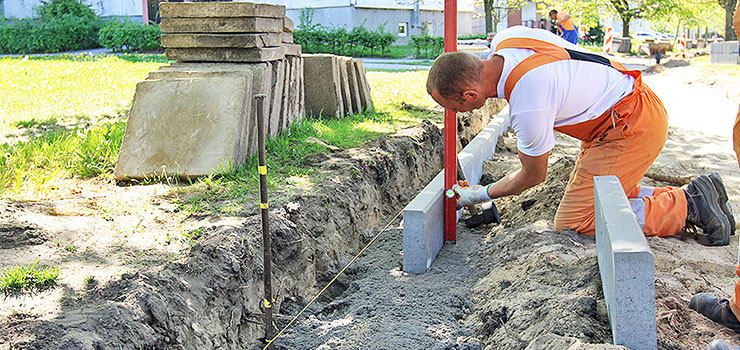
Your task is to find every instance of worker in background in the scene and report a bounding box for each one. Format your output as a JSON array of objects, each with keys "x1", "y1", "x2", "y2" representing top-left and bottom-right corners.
[
  {"x1": 549, "y1": 9, "x2": 578, "y2": 45},
  {"x1": 688, "y1": 2, "x2": 740, "y2": 349},
  {"x1": 426, "y1": 26, "x2": 733, "y2": 249}
]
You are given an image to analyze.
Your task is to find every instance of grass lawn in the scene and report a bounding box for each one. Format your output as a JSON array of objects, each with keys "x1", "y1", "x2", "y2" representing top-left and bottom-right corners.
[{"x1": 0, "y1": 54, "x2": 440, "y2": 213}]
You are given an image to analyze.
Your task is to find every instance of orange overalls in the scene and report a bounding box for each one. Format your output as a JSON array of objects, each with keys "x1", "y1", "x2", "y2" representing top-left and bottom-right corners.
[
  {"x1": 496, "y1": 37, "x2": 688, "y2": 236},
  {"x1": 730, "y1": 106, "x2": 740, "y2": 319}
]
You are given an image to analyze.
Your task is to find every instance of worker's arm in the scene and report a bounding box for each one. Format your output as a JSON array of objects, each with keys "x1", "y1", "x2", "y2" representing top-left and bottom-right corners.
[
  {"x1": 556, "y1": 14, "x2": 571, "y2": 25},
  {"x1": 487, "y1": 151, "x2": 549, "y2": 198}
]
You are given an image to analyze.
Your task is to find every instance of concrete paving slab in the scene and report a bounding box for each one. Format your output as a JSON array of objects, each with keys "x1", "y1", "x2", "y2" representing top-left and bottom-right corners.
[
  {"x1": 303, "y1": 54, "x2": 344, "y2": 118},
  {"x1": 165, "y1": 47, "x2": 285, "y2": 62},
  {"x1": 283, "y1": 17, "x2": 294, "y2": 33},
  {"x1": 594, "y1": 175, "x2": 657, "y2": 350},
  {"x1": 161, "y1": 17, "x2": 283, "y2": 34},
  {"x1": 161, "y1": 33, "x2": 282, "y2": 48},
  {"x1": 351, "y1": 59, "x2": 373, "y2": 112},
  {"x1": 280, "y1": 32, "x2": 294, "y2": 43},
  {"x1": 151, "y1": 62, "x2": 272, "y2": 157},
  {"x1": 279, "y1": 57, "x2": 292, "y2": 134},
  {"x1": 403, "y1": 107, "x2": 510, "y2": 274},
  {"x1": 282, "y1": 43, "x2": 302, "y2": 56},
  {"x1": 337, "y1": 57, "x2": 354, "y2": 115},
  {"x1": 115, "y1": 74, "x2": 253, "y2": 180},
  {"x1": 343, "y1": 57, "x2": 362, "y2": 115},
  {"x1": 159, "y1": 2, "x2": 285, "y2": 18},
  {"x1": 297, "y1": 57, "x2": 305, "y2": 122},
  {"x1": 268, "y1": 59, "x2": 286, "y2": 138}
]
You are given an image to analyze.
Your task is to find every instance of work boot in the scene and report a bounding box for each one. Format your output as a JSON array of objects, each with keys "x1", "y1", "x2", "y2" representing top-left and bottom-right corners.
[
  {"x1": 707, "y1": 340, "x2": 740, "y2": 350},
  {"x1": 685, "y1": 175, "x2": 731, "y2": 246},
  {"x1": 708, "y1": 172, "x2": 736, "y2": 236},
  {"x1": 689, "y1": 293, "x2": 740, "y2": 334}
]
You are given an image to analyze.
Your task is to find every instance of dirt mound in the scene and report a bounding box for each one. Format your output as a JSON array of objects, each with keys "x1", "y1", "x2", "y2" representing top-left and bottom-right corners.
[
  {"x1": 0, "y1": 121, "x2": 446, "y2": 350},
  {"x1": 465, "y1": 225, "x2": 614, "y2": 349},
  {"x1": 1, "y1": 220, "x2": 47, "y2": 249}
]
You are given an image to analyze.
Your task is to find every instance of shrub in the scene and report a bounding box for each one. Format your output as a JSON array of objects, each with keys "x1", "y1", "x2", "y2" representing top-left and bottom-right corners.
[
  {"x1": 410, "y1": 35, "x2": 444, "y2": 58},
  {"x1": 98, "y1": 20, "x2": 162, "y2": 52},
  {"x1": 36, "y1": 0, "x2": 97, "y2": 20},
  {"x1": 295, "y1": 23, "x2": 397, "y2": 57},
  {"x1": 0, "y1": 0, "x2": 102, "y2": 54},
  {"x1": 581, "y1": 23, "x2": 605, "y2": 46}
]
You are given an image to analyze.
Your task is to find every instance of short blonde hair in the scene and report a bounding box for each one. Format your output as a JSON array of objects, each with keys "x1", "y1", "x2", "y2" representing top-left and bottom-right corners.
[{"x1": 426, "y1": 51, "x2": 483, "y2": 99}]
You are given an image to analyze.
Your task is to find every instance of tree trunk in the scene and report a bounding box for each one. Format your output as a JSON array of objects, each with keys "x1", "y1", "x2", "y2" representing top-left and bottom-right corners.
[
  {"x1": 725, "y1": 0, "x2": 738, "y2": 40},
  {"x1": 485, "y1": 0, "x2": 493, "y2": 34},
  {"x1": 622, "y1": 18, "x2": 630, "y2": 37}
]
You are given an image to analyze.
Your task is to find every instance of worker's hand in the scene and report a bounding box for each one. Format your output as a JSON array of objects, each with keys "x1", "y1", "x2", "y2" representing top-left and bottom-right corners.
[{"x1": 452, "y1": 183, "x2": 493, "y2": 209}]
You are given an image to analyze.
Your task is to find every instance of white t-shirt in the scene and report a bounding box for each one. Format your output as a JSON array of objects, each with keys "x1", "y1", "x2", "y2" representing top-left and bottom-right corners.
[{"x1": 488, "y1": 26, "x2": 635, "y2": 156}]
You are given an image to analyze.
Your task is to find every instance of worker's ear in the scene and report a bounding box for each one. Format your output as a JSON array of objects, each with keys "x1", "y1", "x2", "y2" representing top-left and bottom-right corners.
[{"x1": 461, "y1": 89, "x2": 480, "y2": 101}]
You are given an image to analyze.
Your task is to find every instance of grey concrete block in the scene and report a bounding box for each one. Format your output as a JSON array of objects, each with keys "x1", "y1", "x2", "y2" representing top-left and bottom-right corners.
[
  {"x1": 337, "y1": 57, "x2": 354, "y2": 115},
  {"x1": 115, "y1": 73, "x2": 253, "y2": 180},
  {"x1": 279, "y1": 57, "x2": 293, "y2": 134},
  {"x1": 343, "y1": 58, "x2": 363, "y2": 114},
  {"x1": 268, "y1": 59, "x2": 286, "y2": 138},
  {"x1": 283, "y1": 17, "x2": 294, "y2": 33},
  {"x1": 297, "y1": 57, "x2": 305, "y2": 122},
  {"x1": 303, "y1": 54, "x2": 344, "y2": 118},
  {"x1": 165, "y1": 47, "x2": 285, "y2": 63},
  {"x1": 594, "y1": 175, "x2": 657, "y2": 350},
  {"x1": 161, "y1": 33, "x2": 282, "y2": 49},
  {"x1": 710, "y1": 42, "x2": 740, "y2": 65},
  {"x1": 161, "y1": 17, "x2": 283, "y2": 34},
  {"x1": 159, "y1": 2, "x2": 285, "y2": 18},
  {"x1": 351, "y1": 59, "x2": 373, "y2": 112},
  {"x1": 403, "y1": 107, "x2": 511, "y2": 274},
  {"x1": 151, "y1": 62, "x2": 272, "y2": 157},
  {"x1": 280, "y1": 32, "x2": 294, "y2": 44},
  {"x1": 282, "y1": 43, "x2": 302, "y2": 56}
]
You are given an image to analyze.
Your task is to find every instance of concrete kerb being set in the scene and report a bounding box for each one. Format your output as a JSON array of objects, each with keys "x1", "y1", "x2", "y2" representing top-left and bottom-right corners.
[
  {"x1": 402, "y1": 106, "x2": 511, "y2": 274},
  {"x1": 401, "y1": 120, "x2": 659, "y2": 348}
]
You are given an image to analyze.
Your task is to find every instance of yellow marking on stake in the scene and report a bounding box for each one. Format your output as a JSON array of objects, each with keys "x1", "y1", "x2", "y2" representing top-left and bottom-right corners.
[
  {"x1": 258, "y1": 165, "x2": 267, "y2": 175},
  {"x1": 260, "y1": 203, "x2": 269, "y2": 209},
  {"x1": 264, "y1": 299, "x2": 272, "y2": 309}
]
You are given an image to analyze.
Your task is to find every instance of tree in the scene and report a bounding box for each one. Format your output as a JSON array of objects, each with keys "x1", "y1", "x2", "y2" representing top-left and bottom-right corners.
[
  {"x1": 545, "y1": 0, "x2": 678, "y2": 37},
  {"x1": 717, "y1": 0, "x2": 738, "y2": 40},
  {"x1": 652, "y1": 0, "x2": 724, "y2": 40},
  {"x1": 478, "y1": 0, "x2": 527, "y2": 34}
]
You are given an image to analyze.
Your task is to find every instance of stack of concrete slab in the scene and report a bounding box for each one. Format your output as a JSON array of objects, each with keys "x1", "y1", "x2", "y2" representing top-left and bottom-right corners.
[
  {"x1": 159, "y1": 1, "x2": 301, "y2": 62},
  {"x1": 302, "y1": 54, "x2": 373, "y2": 118},
  {"x1": 115, "y1": 2, "x2": 305, "y2": 180},
  {"x1": 710, "y1": 41, "x2": 740, "y2": 65}
]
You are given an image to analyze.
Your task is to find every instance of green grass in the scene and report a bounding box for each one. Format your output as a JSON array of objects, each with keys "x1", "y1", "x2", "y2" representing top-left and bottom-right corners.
[
  {"x1": 0, "y1": 55, "x2": 439, "y2": 212},
  {"x1": 0, "y1": 261, "x2": 60, "y2": 297},
  {"x1": 0, "y1": 54, "x2": 166, "y2": 196}
]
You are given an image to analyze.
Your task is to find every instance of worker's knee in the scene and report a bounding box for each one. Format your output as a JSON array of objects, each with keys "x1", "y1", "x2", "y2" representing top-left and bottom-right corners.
[{"x1": 553, "y1": 210, "x2": 596, "y2": 235}]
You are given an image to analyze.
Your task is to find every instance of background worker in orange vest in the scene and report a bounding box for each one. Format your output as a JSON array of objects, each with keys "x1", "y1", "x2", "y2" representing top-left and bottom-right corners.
[
  {"x1": 688, "y1": 2, "x2": 740, "y2": 349},
  {"x1": 549, "y1": 9, "x2": 578, "y2": 45},
  {"x1": 426, "y1": 26, "x2": 733, "y2": 248}
]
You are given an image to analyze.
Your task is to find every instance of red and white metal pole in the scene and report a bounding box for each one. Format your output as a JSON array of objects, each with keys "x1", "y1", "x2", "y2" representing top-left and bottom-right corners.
[{"x1": 443, "y1": 0, "x2": 457, "y2": 242}]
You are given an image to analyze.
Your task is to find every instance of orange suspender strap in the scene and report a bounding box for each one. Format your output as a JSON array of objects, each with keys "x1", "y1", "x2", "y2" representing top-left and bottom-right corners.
[{"x1": 494, "y1": 37, "x2": 630, "y2": 101}]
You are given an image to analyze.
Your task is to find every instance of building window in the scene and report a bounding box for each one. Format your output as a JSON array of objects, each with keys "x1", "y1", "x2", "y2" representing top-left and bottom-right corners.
[{"x1": 398, "y1": 22, "x2": 408, "y2": 37}]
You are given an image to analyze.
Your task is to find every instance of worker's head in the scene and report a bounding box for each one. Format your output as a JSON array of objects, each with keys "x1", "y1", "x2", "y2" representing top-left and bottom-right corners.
[
  {"x1": 426, "y1": 52, "x2": 487, "y2": 113},
  {"x1": 549, "y1": 10, "x2": 558, "y2": 20}
]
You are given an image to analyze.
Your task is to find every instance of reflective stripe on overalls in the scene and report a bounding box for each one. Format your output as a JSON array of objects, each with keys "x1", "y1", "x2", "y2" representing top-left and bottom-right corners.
[{"x1": 495, "y1": 37, "x2": 688, "y2": 237}]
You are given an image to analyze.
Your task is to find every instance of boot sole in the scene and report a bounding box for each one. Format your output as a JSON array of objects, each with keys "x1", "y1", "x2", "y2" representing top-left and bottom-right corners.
[
  {"x1": 695, "y1": 175, "x2": 731, "y2": 246},
  {"x1": 709, "y1": 172, "x2": 736, "y2": 235}
]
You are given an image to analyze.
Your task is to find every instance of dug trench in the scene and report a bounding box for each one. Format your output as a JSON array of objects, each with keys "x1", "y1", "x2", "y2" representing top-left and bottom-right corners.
[
  {"x1": 1, "y1": 119, "x2": 448, "y2": 350},
  {"x1": 4, "y1": 120, "x2": 740, "y2": 349}
]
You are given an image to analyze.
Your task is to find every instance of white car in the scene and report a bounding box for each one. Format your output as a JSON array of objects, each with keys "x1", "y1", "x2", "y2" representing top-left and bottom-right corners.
[{"x1": 633, "y1": 31, "x2": 661, "y2": 40}]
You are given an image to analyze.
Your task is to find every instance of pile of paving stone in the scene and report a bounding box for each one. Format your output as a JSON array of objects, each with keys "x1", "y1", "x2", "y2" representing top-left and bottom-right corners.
[
  {"x1": 159, "y1": 1, "x2": 300, "y2": 62},
  {"x1": 302, "y1": 54, "x2": 374, "y2": 118},
  {"x1": 115, "y1": 2, "x2": 376, "y2": 180}
]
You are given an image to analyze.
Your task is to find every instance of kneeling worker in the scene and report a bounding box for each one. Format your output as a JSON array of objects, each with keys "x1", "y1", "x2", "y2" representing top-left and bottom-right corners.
[{"x1": 426, "y1": 26, "x2": 733, "y2": 246}]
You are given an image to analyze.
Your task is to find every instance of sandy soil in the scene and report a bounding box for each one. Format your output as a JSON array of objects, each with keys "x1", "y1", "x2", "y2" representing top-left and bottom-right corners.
[{"x1": 2, "y1": 60, "x2": 740, "y2": 350}]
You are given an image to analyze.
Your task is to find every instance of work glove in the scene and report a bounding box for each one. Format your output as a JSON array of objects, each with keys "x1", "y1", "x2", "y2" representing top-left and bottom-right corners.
[{"x1": 452, "y1": 182, "x2": 493, "y2": 208}]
